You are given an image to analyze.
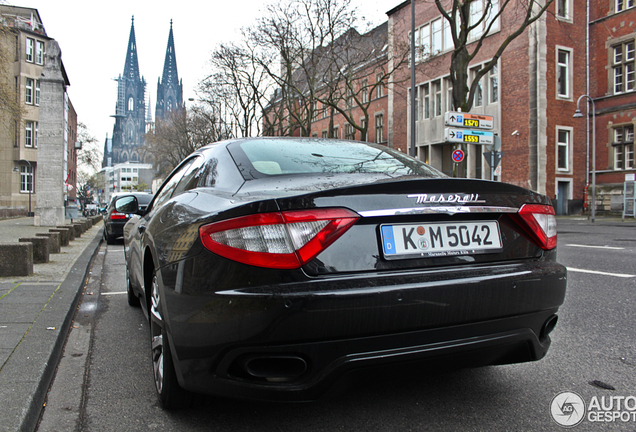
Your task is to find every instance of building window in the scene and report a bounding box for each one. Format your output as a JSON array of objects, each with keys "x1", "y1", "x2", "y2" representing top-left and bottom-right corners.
[
  {"x1": 612, "y1": 40, "x2": 635, "y2": 94},
  {"x1": 419, "y1": 23, "x2": 430, "y2": 60},
  {"x1": 422, "y1": 83, "x2": 430, "y2": 119},
  {"x1": 321, "y1": 130, "x2": 328, "y2": 138},
  {"x1": 469, "y1": 0, "x2": 500, "y2": 41},
  {"x1": 361, "y1": 79, "x2": 369, "y2": 104},
  {"x1": 35, "y1": 80, "x2": 40, "y2": 106},
  {"x1": 35, "y1": 41, "x2": 44, "y2": 64},
  {"x1": 471, "y1": 67, "x2": 483, "y2": 107},
  {"x1": 25, "y1": 78, "x2": 34, "y2": 104},
  {"x1": 489, "y1": 63, "x2": 499, "y2": 103},
  {"x1": 375, "y1": 74, "x2": 384, "y2": 99},
  {"x1": 445, "y1": 78, "x2": 454, "y2": 111},
  {"x1": 344, "y1": 123, "x2": 355, "y2": 140},
  {"x1": 431, "y1": 18, "x2": 442, "y2": 55},
  {"x1": 616, "y1": 0, "x2": 636, "y2": 12},
  {"x1": 433, "y1": 80, "x2": 442, "y2": 117},
  {"x1": 128, "y1": 97, "x2": 134, "y2": 111},
  {"x1": 34, "y1": 122, "x2": 38, "y2": 148},
  {"x1": 375, "y1": 114, "x2": 384, "y2": 143},
  {"x1": 25, "y1": 38, "x2": 34, "y2": 62},
  {"x1": 25, "y1": 121, "x2": 34, "y2": 147},
  {"x1": 443, "y1": 19, "x2": 453, "y2": 51},
  {"x1": 557, "y1": 128, "x2": 570, "y2": 171},
  {"x1": 332, "y1": 125, "x2": 339, "y2": 139},
  {"x1": 557, "y1": 48, "x2": 571, "y2": 98},
  {"x1": 613, "y1": 125, "x2": 634, "y2": 170},
  {"x1": 557, "y1": 0, "x2": 571, "y2": 19},
  {"x1": 21, "y1": 165, "x2": 34, "y2": 193}
]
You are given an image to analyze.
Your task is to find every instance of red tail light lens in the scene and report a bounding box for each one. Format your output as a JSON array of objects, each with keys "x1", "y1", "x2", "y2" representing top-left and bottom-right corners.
[
  {"x1": 110, "y1": 212, "x2": 127, "y2": 220},
  {"x1": 517, "y1": 204, "x2": 557, "y2": 250},
  {"x1": 199, "y1": 208, "x2": 359, "y2": 269}
]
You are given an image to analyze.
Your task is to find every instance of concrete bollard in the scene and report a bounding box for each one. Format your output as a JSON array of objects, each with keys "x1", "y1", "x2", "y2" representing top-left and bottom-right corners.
[
  {"x1": 19, "y1": 237, "x2": 50, "y2": 264},
  {"x1": 36, "y1": 232, "x2": 61, "y2": 253},
  {"x1": 56, "y1": 226, "x2": 75, "y2": 241},
  {"x1": 0, "y1": 242, "x2": 33, "y2": 276},
  {"x1": 49, "y1": 228, "x2": 70, "y2": 246}
]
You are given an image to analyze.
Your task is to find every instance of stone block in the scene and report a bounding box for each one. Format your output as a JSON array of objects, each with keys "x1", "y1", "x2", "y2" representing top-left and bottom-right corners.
[
  {"x1": 36, "y1": 232, "x2": 60, "y2": 253},
  {"x1": 49, "y1": 228, "x2": 70, "y2": 246},
  {"x1": 0, "y1": 243, "x2": 33, "y2": 276},
  {"x1": 19, "y1": 237, "x2": 49, "y2": 264},
  {"x1": 56, "y1": 226, "x2": 75, "y2": 241}
]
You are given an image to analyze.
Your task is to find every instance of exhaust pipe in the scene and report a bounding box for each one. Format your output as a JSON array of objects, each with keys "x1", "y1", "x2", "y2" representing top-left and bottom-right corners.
[
  {"x1": 244, "y1": 355, "x2": 308, "y2": 383},
  {"x1": 540, "y1": 315, "x2": 559, "y2": 340}
]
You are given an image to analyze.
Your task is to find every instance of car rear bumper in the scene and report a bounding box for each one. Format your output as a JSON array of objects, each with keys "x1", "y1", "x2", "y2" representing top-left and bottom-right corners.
[{"x1": 160, "y1": 259, "x2": 567, "y2": 401}]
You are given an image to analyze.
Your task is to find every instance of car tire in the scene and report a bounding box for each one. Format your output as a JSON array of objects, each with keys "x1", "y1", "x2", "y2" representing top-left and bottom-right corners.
[
  {"x1": 104, "y1": 229, "x2": 116, "y2": 245},
  {"x1": 126, "y1": 267, "x2": 140, "y2": 307},
  {"x1": 150, "y1": 272, "x2": 194, "y2": 409}
]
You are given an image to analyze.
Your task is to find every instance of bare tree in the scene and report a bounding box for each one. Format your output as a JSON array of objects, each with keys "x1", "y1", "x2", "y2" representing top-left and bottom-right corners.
[
  {"x1": 316, "y1": 24, "x2": 410, "y2": 141},
  {"x1": 76, "y1": 122, "x2": 101, "y2": 183},
  {"x1": 143, "y1": 107, "x2": 220, "y2": 176},
  {"x1": 0, "y1": 25, "x2": 25, "y2": 134},
  {"x1": 199, "y1": 40, "x2": 271, "y2": 138},
  {"x1": 435, "y1": 0, "x2": 554, "y2": 111},
  {"x1": 250, "y1": 0, "x2": 360, "y2": 137}
]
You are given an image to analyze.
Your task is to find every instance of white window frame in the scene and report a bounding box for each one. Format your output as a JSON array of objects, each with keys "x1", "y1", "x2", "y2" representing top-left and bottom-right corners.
[
  {"x1": 489, "y1": 63, "x2": 499, "y2": 104},
  {"x1": 34, "y1": 122, "x2": 38, "y2": 148},
  {"x1": 35, "y1": 80, "x2": 40, "y2": 106},
  {"x1": 375, "y1": 74, "x2": 384, "y2": 99},
  {"x1": 25, "y1": 78, "x2": 34, "y2": 105},
  {"x1": 471, "y1": 67, "x2": 483, "y2": 107},
  {"x1": 613, "y1": 124, "x2": 635, "y2": 170},
  {"x1": 556, "y1": 127, "x2": 572, "y2": 172},
  {"x1": 375, "y1": 113, "x2": 384, "y2": 143},
  {"x1": 35, "y1": 41, "x2": 44, "y2": 64},
  {"x1": 612, "y1": 40, "x2": 635, "y2": 94},
  {"x1": 20, "y1": 165, "x2": 34, "y2": 193},
  {"x1": 556, "y1": 47, "x2": 572, "y2": 99},
  {"x1": 25, "y1": 121, "x2": 34, "y2": 147},
  {"x1": 556, "y1": 0, "x2": 573, "y2": 21},
  {"x1": 25, "y1": 38, "x2": 34, "y2": 62},
  {"x1": 361, "y1": 79, "x2": 369, "y2": 104},
  {"x1": 616, "y1": 0, "x2": 636, "y2": 12}
]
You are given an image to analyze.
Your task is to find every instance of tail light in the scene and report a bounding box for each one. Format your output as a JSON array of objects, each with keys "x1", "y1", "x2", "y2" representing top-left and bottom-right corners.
[
  {"x1": 199, "y1": 208, "x2": 359, "y2": 269},
  {"x1": 517, "y1": 204, "x2": 557, "y2": 250},
  {"x1": 110, "y1": 212, "x2": 127, "y2": 220}
]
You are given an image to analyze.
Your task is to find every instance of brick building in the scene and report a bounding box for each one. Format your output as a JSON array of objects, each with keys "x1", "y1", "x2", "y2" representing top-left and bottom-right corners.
[
  {"x1": 263, "y1": 22, "x2": 393, "y2": 145},
  {"x1": 387, "y1": 0, "x2": 635, "y2": 215}
]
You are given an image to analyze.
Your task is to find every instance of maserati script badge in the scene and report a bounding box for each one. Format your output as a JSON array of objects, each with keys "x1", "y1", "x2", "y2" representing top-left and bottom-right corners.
[{"x1": 408, "y1": 193, "x2": 485, "y2": 204}]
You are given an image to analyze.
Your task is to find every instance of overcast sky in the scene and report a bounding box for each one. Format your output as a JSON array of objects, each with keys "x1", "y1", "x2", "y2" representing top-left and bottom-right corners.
[{"x1": 8, "y1": 0, "x2": 400, "y2": 146}]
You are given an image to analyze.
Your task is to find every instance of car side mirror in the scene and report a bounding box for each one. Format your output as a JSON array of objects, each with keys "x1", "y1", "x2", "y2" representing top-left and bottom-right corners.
[{"x1": 115, "y1": 196, "x2": 139, "y2": 214}]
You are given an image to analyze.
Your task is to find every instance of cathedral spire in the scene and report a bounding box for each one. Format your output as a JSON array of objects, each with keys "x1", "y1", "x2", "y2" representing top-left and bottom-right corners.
[
  {"x1": 155, "y1": 20, "x2": 183, "y2": 121},
  {"x1": 123, "y1": 15, "x2": 141, "y2": 81},
  {"x1": 160, "y1": 19, "x2": 179, "y2": 87}
]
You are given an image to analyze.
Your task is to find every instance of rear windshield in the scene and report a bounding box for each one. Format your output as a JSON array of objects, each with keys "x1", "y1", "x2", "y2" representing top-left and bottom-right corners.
[{"x1": 229, "y1": 138, "x2": 443, "y2": 179}]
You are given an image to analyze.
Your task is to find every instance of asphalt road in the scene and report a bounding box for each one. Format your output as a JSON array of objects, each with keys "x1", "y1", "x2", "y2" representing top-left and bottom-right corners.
[{"x1": 38, "y1": 219, "x2": 636, "y2": 431}]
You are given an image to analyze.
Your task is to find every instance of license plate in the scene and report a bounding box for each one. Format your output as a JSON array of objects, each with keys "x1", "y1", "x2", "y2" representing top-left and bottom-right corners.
[{"x1": 381, "y1": 221, "x2": 502, "y2": 259}]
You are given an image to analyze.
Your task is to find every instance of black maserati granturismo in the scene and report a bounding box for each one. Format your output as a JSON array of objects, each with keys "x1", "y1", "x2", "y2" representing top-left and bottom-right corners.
[{"x1": 118, "y1": 137, "x2": 567, "y2": 409}]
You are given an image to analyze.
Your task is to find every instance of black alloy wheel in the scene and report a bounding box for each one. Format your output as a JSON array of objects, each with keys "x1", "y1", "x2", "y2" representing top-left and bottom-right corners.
[{"x1": 149, "y1": 272, "x2": 193, "y2": 409}]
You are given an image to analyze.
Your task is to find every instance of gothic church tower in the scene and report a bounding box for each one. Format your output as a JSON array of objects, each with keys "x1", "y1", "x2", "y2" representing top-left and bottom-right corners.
[
  {"x1": 155, "y1": 20, "x2": 183, "y2": 121},
  {"x1": 110, "y1": 17, "x2": 147, "y2": 165}
]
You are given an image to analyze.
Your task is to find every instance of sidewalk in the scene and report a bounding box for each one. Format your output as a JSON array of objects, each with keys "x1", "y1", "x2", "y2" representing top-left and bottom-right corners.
[{"x1": 0, "y1": 217, "x2": 102, "y2": 432}]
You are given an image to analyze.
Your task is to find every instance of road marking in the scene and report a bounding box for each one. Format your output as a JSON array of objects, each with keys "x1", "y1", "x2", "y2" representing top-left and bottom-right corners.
[
  {"x1": 565, "y1": 244, "x2": 624, "y2": 250},
  {"x1": 101, "y1": 291, "x2": 127, "y2": 296},
  {"x1": 567, "y1": 267, "x2": 635, "y2": 278}
]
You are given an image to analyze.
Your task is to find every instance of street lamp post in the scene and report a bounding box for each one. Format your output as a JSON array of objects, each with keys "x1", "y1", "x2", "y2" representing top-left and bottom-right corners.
[
  {"x1": 13, "y1": 159, "x2": 33, "y2": 217},
  {"x1": 573, "y1": 95, "x2": 596, "y2": 223}
]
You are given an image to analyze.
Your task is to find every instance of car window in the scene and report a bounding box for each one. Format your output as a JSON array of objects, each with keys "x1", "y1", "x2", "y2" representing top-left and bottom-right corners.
[
  {"x1": 152, "y1": 159, "x2": 195, "y2": 209},
  {"x1": 229, "y1": 139, "x2": 443, "y2": 179},
  {"x1": 172, "y1": 156, "x2": 205, "y2": 197}
]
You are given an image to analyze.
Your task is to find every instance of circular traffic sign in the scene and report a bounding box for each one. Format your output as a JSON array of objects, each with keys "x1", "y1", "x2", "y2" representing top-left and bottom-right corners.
[{"x1": 452, "y1": 149, "x2": 465, "y2": 163}]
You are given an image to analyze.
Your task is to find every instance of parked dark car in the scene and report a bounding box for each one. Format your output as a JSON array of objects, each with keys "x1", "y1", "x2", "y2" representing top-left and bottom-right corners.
[
  {"x1": 103, "y1": 192, "x2": 153, "y2": 244},
  {"x1": 119, "y1": 137, "x2": 567, "y2": 409}
]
